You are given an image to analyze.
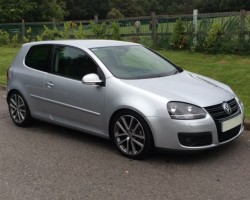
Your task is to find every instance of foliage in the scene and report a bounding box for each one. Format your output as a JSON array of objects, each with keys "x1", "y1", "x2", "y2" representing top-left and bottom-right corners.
[
  {"x1": 23, "y1": 27, "x2": 33, "y2": 43},
  {"x1": 90, "y1": 21, "x2": 107, "y2": 39},
  {"x1": 1, "y1": 0, "x2": 250, "y2": 22},
  {"x1": 171, "y1": 19, "x2": 187, "y2": 49},
  {"x1": 11, "y1": 34, "x2": 19, "y2": 47},
  {"x1": 0, "y1": 0, "x2": 67, "y2": 22},
  {"x1": 0, "y1": 30, "x2": 10, "y2": 46},
  {"x1": 194, "y1": 0, "x2": 250, "y2": 13},
  {"x1": 109, "y1": 0, "x2": 144, "y2": 17},
  {"x1": 192, "y1": 17, "x2": 247, "y2": 54},
  {"x1": 0, "y1": 47, "x2": 19, "y2": 85},
  {"x1": 73, "y1": 23, "x2": 86, "y2": 39},
  {"x1": 0, "y1": 0, "x2": 36, "y2": 22},
  {"x1": 37, "y1": 26, "x2": 62, "y2": 41},
  {"x1": 139, "y1": 36, "x2": 153, "y2": 48},
  {"x1": 193, "y1": 19, "x2": 213, "y2": 52},
  {"x1": 157, "y1": 35, "x2": 170, "y2": 49},
  {"x1": 61, "y1": 21, "x2": 72, "y2": 39},
  {"x1": 107, "y1": 8, "x2": 125, "y2": 19},
  {"x1": 204, "y1": 23, "x2": 223, "y2": 53},
  {"x1": 65, "y1": 0, "x2": 109, "y2": 20},
  {"x1": 219, "y1": 17, "x2": 241, "y2": 53},
  {"x1": 109, "y1": 22, "x2": 121, "y2": 40},
  {"x1": 29, "y1": 0, "x2": 68, "y2": 21},
  {"x1": 61, "y1": 21, "x2": 86, "y2": 39},
  {"x1": 37, "y1": 22, "x2": 86, "y2": 40}
]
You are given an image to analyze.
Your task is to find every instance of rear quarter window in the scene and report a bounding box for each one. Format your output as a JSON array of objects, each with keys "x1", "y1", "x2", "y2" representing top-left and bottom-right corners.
[{"x1": 25, "y1": 45, "x2": 52, "y2": 72}]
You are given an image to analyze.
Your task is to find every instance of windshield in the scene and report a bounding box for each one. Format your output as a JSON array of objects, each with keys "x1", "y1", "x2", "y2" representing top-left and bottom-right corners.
[{"x1": 90, "y1": 45, "x2": 178, "y2": 79}]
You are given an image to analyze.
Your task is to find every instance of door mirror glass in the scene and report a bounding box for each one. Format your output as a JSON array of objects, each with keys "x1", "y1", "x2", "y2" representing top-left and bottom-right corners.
[{"x1": 82, "y1": 73, "x2": 103, "y2": 86}]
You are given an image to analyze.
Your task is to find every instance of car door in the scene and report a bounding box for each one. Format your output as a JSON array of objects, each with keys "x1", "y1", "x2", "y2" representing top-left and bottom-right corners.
[
  {"x1": 43, "y1": 45, "x2": 106, "y2": 136},
  {"x1": 23, "y1": 44, "x2": 53, "y2": 119}
]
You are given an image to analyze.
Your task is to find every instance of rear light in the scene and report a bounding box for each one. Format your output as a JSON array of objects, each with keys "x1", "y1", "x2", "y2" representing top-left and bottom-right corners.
[{"x1": 7, "y1": 66, "x2": 10, "y2": 80}]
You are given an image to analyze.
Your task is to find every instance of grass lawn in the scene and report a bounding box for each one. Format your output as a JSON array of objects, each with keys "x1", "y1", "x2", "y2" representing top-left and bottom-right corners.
[
  {"x1": 0, "y1": 47, "x2": 19, "y2": 85},
  {"x1": 0, "y1": 46, "x2": 249, "y2": 118}
]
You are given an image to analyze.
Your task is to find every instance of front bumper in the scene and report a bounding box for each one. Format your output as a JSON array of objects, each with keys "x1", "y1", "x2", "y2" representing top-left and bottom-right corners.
[{"x1": 147, "y1": 113, "x2": 244, "y2": 150}]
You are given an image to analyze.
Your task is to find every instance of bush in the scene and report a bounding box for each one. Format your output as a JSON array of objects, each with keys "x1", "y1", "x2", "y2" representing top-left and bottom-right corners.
[
  {"x1": 61, "y1": 21, "x2": 72, "y2": 39},
  {"x1": 0, "y1": 30, "x2": 10, "y2": 46},
  {"x1": 193, "y1": 17, "x2": 247, "y2": 54},
  {"x1": 73, "y1": 23, "x2": 86, "y2": 39},
  {"x1": 219, "y1": 17, "x2": 240, "y2": 54},
  {"x1": 37, "y1": 26, "x2": 62, "y2": 41},
  {"x1": 110, "y1": 22, "x2": 121, "y2": 40},
  {"x1": 90, "y1": 21, "x2": 107, "y2": 39},
  {"x1": 238, "y1": 35, "x2": 250, "y2": 54},
  {"x1": 204, "y1": 23, "x2": 223, "y2": 53},
  {"x1": 157, "y1": 35, "x2": 170, "y2": 49},
  {"x1": 11, "y1": 34, "x2": 19, "y2": 47},
  {"x1": 193, "y1": 19, "x2": 213, "y2": 52},
  {"x1": 171, "y1": 19, "x2": 187, "y2": 49},
  {"x1": 23, "y1": 27, "x2": 33, "y2": 43},
  {"x1": 139, "y1": 36, "x2": 153, "y2": 48}
]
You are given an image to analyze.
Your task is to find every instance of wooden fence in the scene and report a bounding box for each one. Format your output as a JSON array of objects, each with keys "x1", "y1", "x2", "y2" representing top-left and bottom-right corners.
[{"x1": 0, "y1": 9, "x2": 249, "y2": 48}]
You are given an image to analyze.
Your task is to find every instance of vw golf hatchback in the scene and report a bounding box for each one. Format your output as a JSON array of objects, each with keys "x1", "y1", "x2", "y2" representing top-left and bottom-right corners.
[{"x1": 7, "y1": 40, "x2": 245, "y2": 158}]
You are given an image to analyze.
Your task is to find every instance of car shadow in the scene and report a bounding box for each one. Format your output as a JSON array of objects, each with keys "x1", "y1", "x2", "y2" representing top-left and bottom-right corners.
[
  {"x1": 147, "y1": 140, "x2": 241, "y2": 164},
  {"x1": 27, "y1": 119, "x2": 242, "y2": 164},
  {"x1": 31, "y1": 119, "x2": 115, "y2": 150}
]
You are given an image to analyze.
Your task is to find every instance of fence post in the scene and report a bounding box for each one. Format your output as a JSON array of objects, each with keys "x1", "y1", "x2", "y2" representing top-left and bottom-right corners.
[
  {"x1": 94, "y1": 15, "x2": 99, "y2": 24},
  {"x1": 52, "y1": 18, "x2": 56, "y2": 29},
  {"x1": 151, "y1": 12, "x2": 157, "y2": 48},
  {"x1": 240, "y1": 10, "x2": 246, "y2": 35},
  {"x1": 239, "y1": 9, "x2": 246, "y2": 53},
  {"x1": 193, "y1": 9, "x2": 198, "y2": 46},
  {"x1": 21, "y1": 19, "x2": 25, "y2": 42}
]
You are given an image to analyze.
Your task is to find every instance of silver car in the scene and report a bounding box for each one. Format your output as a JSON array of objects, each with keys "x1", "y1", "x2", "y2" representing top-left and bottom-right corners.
[{"x1": 7, "y1": 40, "x2": 244, "y2": 159}]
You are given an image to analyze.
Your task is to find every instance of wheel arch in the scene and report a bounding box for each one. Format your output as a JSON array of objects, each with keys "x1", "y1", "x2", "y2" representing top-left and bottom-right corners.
[
  {"x1": 7, "y1": 89, "x2": 23, "y2": 102},
  {"x1": 108, "y1": 108, "x2": 156, "y2": 147}
]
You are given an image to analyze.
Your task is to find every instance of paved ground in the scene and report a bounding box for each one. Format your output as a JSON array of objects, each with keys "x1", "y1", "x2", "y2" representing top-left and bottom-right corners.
[{"x1": 0, "y1": 89, "x2": 250, "y2": 200}]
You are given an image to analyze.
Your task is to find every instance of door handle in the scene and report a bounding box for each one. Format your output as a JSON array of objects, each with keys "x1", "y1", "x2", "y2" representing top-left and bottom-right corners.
[{"x1": 46, "y1": 81, "x2": 54, "y2": 88}]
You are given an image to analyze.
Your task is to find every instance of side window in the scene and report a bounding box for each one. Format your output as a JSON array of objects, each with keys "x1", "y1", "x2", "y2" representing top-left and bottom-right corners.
[
  {"x1": 53, "y1": 46, "x2": 98, "y2": 80},
  {"x1": 25, "y1": 45, "x2": 52, "y2": 72}
]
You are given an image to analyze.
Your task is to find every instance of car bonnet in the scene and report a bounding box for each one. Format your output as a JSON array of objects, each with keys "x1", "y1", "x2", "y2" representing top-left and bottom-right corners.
[{"x1": 122, "y1": 71, "x2": 235, "y2": 107}]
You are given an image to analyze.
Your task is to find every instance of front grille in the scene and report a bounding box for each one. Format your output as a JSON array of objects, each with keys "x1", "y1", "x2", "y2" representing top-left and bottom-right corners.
[
  {"x1": 205, "y1": 98, "x2": 239, "y2": 120},
  {"x1": 218, "y1": 125, "x2": 241, "y2": 142},
  {"x1": 178, "y1": 132, "x2": 212, "y2": 147},
  {"x1": 204, "y1": 98, "x2": 241, "y2": 143}
]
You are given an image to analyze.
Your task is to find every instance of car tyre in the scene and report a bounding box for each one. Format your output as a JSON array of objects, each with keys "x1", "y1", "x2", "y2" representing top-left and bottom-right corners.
[
  {"x1": 111, "y1": 110, "x2": 154, "y2": 159},
  {"x1": 8, "y1": 92, "x2": 32, "y2": 127}
]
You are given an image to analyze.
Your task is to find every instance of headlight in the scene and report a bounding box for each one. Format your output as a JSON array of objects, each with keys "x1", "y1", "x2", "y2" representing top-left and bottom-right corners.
[
  {"x1": 167, "y1": 102, "x2": 206, "y2": 120},
  {"x1": 235, "y1": 95, "x2": 243, "y2": 107},
  {"x1": 235, "y1": 95, "x2": 244, "y2": 115}
]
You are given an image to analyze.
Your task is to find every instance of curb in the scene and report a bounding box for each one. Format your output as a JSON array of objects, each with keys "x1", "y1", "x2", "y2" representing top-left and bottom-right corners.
[
  {"x1": 0, "y1": 85, "x2": 6, "y2": 90},
  {"x1": 0, "y1": 84, "x2": 249, "y2": 131},
  {"x1": 244, "y1": 119, "x2": 250, "y2": 131}
]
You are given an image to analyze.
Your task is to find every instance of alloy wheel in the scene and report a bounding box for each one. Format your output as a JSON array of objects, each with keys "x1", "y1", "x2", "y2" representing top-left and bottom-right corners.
[
  {"x1": 114, "y1": 115, "x2": 146, "y2": 156},
  {"x1": 9, "y1": 93, "x2": 27, "y2": 124}
]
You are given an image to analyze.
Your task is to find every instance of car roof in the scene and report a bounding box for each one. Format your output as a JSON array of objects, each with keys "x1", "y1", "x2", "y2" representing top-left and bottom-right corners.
[{"x1": 23, "y1": 39, "x2": 140, "y2": 49}]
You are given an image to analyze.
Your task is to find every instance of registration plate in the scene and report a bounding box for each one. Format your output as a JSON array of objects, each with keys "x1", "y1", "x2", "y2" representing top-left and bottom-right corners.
[{"x1": 221, "y1": 114, "x2": 243, "y2": 132}]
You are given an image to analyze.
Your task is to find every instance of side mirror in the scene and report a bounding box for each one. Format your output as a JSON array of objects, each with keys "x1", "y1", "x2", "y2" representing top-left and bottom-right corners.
[{"x1": 82, "y1": 73, "x2": 104, "y2": 86}]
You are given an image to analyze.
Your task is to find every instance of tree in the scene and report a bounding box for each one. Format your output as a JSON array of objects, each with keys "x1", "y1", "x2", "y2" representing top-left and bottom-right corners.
[
  {"x1": 1, "y1": 0, "x2": 249, "y2": 22},
  {"x1": 0, "y1": 0, "x2": 36, "y2": 22},
  {"x1": 107, "y1": 8, "x2": 125, "y2": 19},
  {"x1": 109, "y1": 0, "x2": 145, "y2": 17},
  {"x1": 30, "y1": 0, "x2": 68, "y2": 21},
  {"x1": 0, "y1": 0, "x2": 68, "y2": 22},
  {"x1": 65, "y1": 0, "x2": 109, "y2": 20}
]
